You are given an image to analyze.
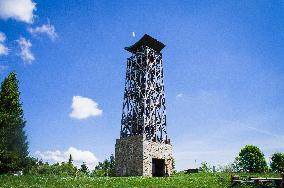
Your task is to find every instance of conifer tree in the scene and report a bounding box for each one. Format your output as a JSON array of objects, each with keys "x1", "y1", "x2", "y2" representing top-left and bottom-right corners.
[
  {"x1": 80, "y1": 162, "x2": 89, "y2": 174},
  {"x1": 0, "y1": 72, "x2": 28, "y2": 173},
  {"x1": 109, "y1": 154, "x2": 115, "y2": 176},
  {"x1": 68, "y1": 154, "x2": 73, "y2": 164}
]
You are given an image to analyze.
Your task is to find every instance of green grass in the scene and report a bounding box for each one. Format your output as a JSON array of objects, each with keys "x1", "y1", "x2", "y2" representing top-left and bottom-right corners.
[{"x1": 0, "y1": 173, "x2": 281, "y2": 188}]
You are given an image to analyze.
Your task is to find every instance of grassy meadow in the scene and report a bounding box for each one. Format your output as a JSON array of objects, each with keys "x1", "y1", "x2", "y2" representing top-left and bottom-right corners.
[{"x1": 0, "y1": 172, "x2": 281, "y2": 188}]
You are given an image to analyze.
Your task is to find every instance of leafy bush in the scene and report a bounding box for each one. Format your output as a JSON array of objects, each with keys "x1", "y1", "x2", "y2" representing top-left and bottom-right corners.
[
  {"x1": 270, "y1": 153, "x2": 284, "y2": 173},
  {"x1": 235, "y1": 145, "x2": 268, "y2": 173},
  {"x1": 27, "y1": 159, "x2": 78, "y2": 176},
  {"x1": 92, "y1": 154, "x2": 115, "y2": 177},
  {"x1": 23, "y1": 157, "x2": 39, "y2": 174},
  {"x1": 56, "y1": 162, "x2": 77, "y2": 176},
  {"x1": 91, "y1": 169, "x2": 106, "y2": 177},
  {"x1": 199, "y1": 162, "x2": 212, "y2": 172}
]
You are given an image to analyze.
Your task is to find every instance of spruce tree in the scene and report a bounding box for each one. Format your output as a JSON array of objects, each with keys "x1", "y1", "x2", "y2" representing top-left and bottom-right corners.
[
  {"x1": 80, "y1": 162, "x2": 89, "y2": 174},
  {"x1": 68, "y1": 154, "x2": 73, "y2": 164},
  {"x1": 109, "y1": 154, "x2": 115, "y2": 176},
  {"x1": 0, "y1": 72, "x2": 28, "y2": 173}
]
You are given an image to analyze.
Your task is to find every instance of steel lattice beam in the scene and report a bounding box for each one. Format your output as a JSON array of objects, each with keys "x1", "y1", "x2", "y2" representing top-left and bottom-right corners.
[{"x1": 120, "y1": 36, "x2": 168, "y2": 142}]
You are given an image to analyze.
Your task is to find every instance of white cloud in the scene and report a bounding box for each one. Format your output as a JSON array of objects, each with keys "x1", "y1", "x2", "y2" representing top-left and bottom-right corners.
[
  {"x1": 70, "y1": 96, "x2": 103, "y2": 120},
  {"x1": 35, "y1": 147, "x2": 99, "y2": 170},
  {"x1": 0, "y1": 32, "x2": 6, "y2": 42},
  {"x1": 0, "y1": 41, "x2": 8, "y2": 55},
  {"x1": 0, "y1": 32, "x2": 8, "y2": 55},
  {"x1": 17, "y1": 37, "x2": 34, "y2": 63},
  {"x1": 0, "y1": 0, "x2": 36, "y2": 23},
  {"x1": 28, "y1": 23, "x2": 58, "y2": 41},
  {"x1": 176, "y1": 93, "x2": 184, "y2": 99},
  {"x1": 132, "y1": 32, "x2": 135, "y2": 37}
]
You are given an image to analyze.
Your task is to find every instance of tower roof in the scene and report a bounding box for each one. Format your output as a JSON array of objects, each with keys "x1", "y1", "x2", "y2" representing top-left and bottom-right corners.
[{"x1": 125, "y1": 34, "x2": 165, "y2": 53}]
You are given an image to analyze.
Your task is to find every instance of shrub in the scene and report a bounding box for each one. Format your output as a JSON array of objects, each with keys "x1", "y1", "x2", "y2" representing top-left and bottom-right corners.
[
  {"x1": 199, "y1": 162, "x2": 212, "y2": 172},
  {"x1": 92, "y1": 154, "x2": 115, "y2": 177},
  {"x1": 23, "y1": 157, "x2": 38, "y2": 174},
  {"x1": 91, "y1": 169, "x2": 106, "y2": 177},
  {"x1": 27, "y1": 160, "x2": 77, "y2": 176}
]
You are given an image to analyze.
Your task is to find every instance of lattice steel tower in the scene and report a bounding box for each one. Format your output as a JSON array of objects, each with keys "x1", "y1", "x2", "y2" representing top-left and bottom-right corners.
[
  {"x1": 120, "y1": 34, "x2": 168, "y2": 142},
  {"x1": 115, "y1": 34, "x2": 173, "y2": 177}
]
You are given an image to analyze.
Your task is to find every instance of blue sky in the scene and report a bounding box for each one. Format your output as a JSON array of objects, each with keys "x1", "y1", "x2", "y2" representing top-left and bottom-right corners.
[{"x1": 0, "y1": 0, "x2": 284, "y2": 170}]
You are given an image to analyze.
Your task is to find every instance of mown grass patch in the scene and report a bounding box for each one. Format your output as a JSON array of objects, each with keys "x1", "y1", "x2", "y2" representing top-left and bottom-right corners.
[{"x1": 0, "y1": 173, "x2": 280, "y2": 188}]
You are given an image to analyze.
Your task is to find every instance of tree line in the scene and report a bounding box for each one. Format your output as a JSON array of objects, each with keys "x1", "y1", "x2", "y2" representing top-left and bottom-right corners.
[
  {"x1": 199, "y1": 145, "x2": 284, "y2": 173},
  {"x1": 235, "y1": 145, "x2": 284, "y2": 173},
  {"x1": 24, "y1": 154, "x2": 116, "y2": 177}
]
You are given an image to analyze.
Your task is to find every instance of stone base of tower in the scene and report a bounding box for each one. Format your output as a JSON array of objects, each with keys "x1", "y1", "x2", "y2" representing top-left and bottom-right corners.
[{"x1": 115, "y1": 135, "x2": 173, "y2": 177}]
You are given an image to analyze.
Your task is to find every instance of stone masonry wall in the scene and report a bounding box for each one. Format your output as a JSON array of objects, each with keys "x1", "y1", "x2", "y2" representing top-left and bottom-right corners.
[
  {"x1": 115, "y1": 135, "x2": 144, "y2": 176},
  {"x1": 143, "y1": 138, "x2": 173, "y2": 176},
  {"x1": 115, "y1": 135, "x2": 173, "y2": 177}
]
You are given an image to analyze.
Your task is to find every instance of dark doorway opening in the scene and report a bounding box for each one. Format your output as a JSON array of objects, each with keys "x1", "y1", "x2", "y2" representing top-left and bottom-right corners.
[{"x1": 152, "y1": 158, "x2": 165, "y2": 177}]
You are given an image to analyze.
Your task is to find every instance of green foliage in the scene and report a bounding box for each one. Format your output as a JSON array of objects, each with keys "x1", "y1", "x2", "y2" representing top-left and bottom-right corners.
[
  {"x1": 93, "y1": 161, "x2": 109, "y2": 177},
  {"x1": 171, "y1": 157, "x2": 176, "y2": 174},
  {"x1": 1, "y1": 172, "x2": 280, "y2": 187},
  {"x1": 91, "y1": 169, "x2": 106, "y2": 177},
  {"x1": 0, "y1": 150, "x2": 20, "y2": 174},
  {"x1": 235, "y1": 145, "x2": 268, "y2": 173},
  {"x1": 0, "y1": 72, "x2": 29, "y2": 173},
  {"x1": 92, "y1": 154, "x2": 115, "y2": 177},
  {"x1": 217, "y1": 161, "x2": 240, "y2": 173},
  {"x1": 109, "y1": 154, "x2": 115, "y2": 176},
  {"x1": 57, "y1": 162, "x2": 78, "y2": 176},
  {"x1": 200, "y1": 161, "x2": 212, "y2": 172},
  {"x1": 217, "y1": 163, "x2": 234, "y2": 173},
  {"x1": 68, "y1": 154, "x2": 73, "y2": 165},
  {"x1": 80, "y1": 162, "x2": 89, "y2": 175},
  {"x1": 270, "y1": 152, "x2": 284, "y2": 173},
  {"x1": 22, "y1": 157, "x2": 38, "y2": 174},
  {"x1": 26, "y1": 159, "x2": 78, "y2": 176}
]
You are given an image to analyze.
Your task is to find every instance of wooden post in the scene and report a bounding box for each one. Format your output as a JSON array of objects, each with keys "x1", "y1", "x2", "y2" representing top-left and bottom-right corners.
[
  {"x1": 281, "y1": 173, "x2": 284, "y2": 188},
  {"x1": 231, "y1": 175, "x2": 240, "y2": 186}
]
